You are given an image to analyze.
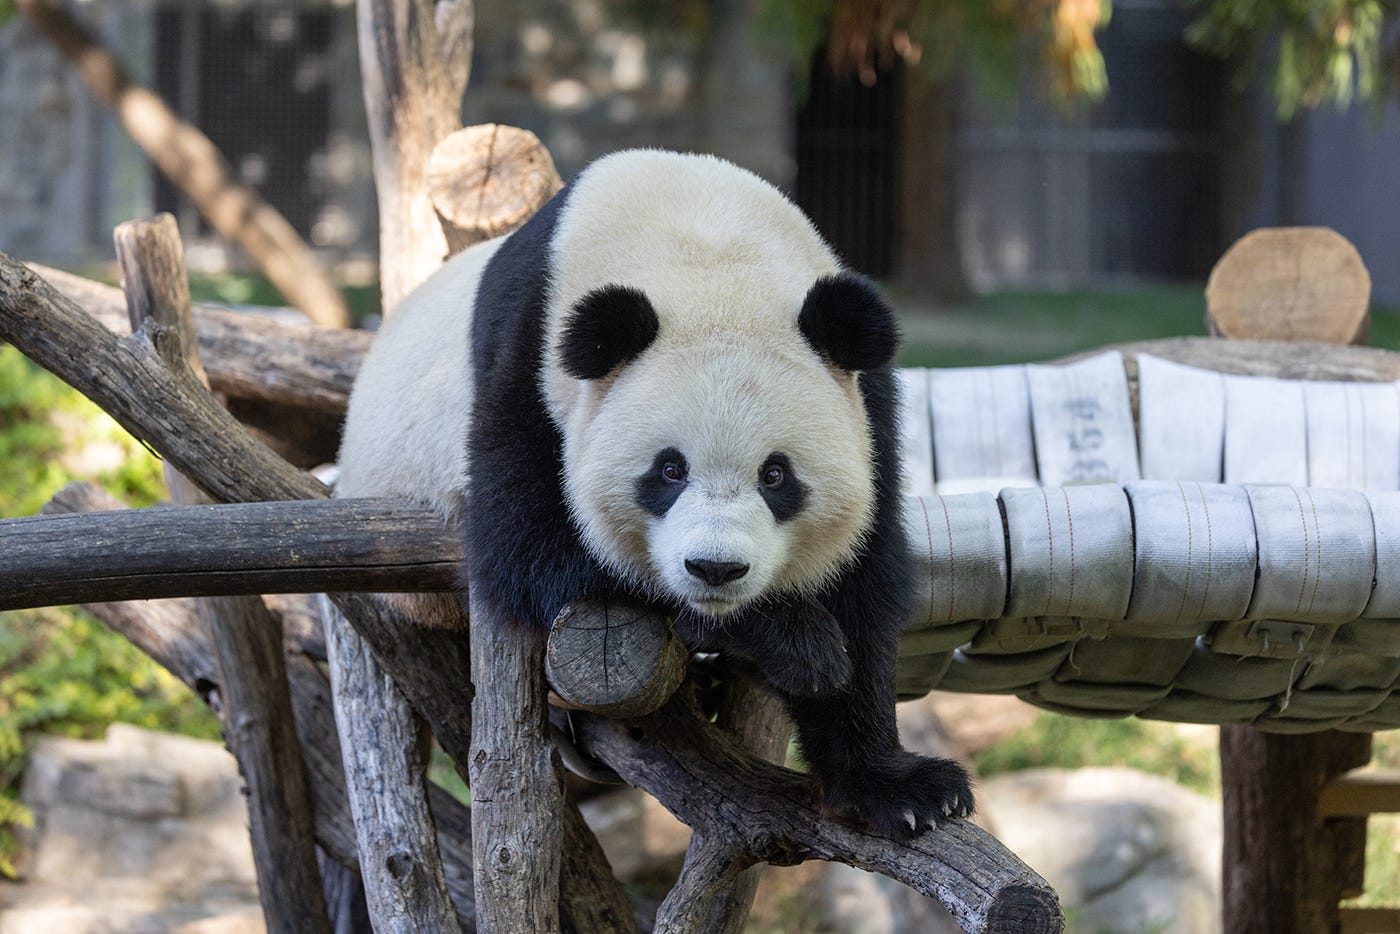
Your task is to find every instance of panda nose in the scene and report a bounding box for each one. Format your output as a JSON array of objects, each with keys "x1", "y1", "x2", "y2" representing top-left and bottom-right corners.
[{"x1": 685, "y1": 558, "x2": 750, "y2": 586}]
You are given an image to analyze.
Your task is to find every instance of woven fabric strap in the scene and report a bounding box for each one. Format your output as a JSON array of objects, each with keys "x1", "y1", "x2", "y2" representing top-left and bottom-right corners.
[
  {"x1": 928, "y1": 363, "x2": 1038, "y2": 494},
  {"x1": 895, "y1": 368, "x2": 936, "y2": 497},
  {"x1": 1122, "y1": 481, "x2": 1256, "y2": 635},
  {"x1": 1000, "y1": 484, "x2": 1134, "y2": 620},
  {"x1": 903, "y1": 493, "x2": 1007, "y2": 628},
  {"x1": 1304, "y1": 380, "x2": 1400, "y2": 491},
  {"x1": 1137, "y1": 354, "x2": 1226, "y2": 482},
  {"x1": 1223, "y1": 374, "x2": 1308, "y2": 485},
  {"x1": 1026, "y1": 351, "x2": 1141, "y2": 486}
]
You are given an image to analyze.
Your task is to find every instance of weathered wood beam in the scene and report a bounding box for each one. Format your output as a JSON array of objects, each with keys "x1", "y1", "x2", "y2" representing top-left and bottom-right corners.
[
  {"x1": 41, "y1": 482, "x2": 477, "y2": 931},
  {"x1": 115, "y1": 214, "x2": 333, "y2": 934},
  {"x1": 427, "y1": 124, "x2": 563, "y2": 253},
  {"x1": 576, "y1": 691, "x2": 1063, "y2": 934},
  {"x1": 468, "y1": 589, "x2": 565, "y2": 933},
  {"x1": 29, "y1": 262, "x2": 369, "y2": 414},
  {"x1": 0, "y1": 496, "x2": 459, "y2": 610}
]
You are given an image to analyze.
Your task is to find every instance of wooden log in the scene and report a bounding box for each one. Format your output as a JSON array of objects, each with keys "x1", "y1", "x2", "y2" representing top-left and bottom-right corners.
[
  {"x1": 0, "y1": 497, "x2": 459, "y2": 610},
  {"x1": 546, "y1": 602, "x2": 688, "y2": 718},
  {"x1": 10, "y1": 269, "x2": 633, "y2": 931},
  {"x1": 1220, "y1": 729, "x2": 1372, "y2": 933},
  {"x1": 468, "y1": 589, "x2": 565, "y2": 933},
  {"x1": 115, "y1": 215, "x2": 332, "y2": 934},
  {"x1": 357, "y1": 0, "x2": 471, "y2": 307},
  {"x1": 575, "y1": 692, "x2": 1063, "y2": 934},
  {"x1": 1319, "y1": 769, "x2": 1400, "y2": 817},
  {"x1": 1206, "y1": 227, "x2": 1371, "y2": 345},
  {"x1": 15, "y1": 0, "x2": 350, "y2": 328},
  {"x1": 29, "y1": 262, "x2": 369, "y2": 414},
  {"x1": 320, "y1": 596, "x2": 458, "y2": 932},
  {"x1": 427, "y1": 124, "x2": 564, "y2": 254},
  {"x1": 675, "y1": 681, "x2": 791, "y2": 934}
]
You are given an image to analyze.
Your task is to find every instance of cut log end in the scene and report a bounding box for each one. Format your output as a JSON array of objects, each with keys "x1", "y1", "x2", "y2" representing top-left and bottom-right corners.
[
  {"x1": 982, "y1": 883, "x2": 1065, "y2": 934},
  {"x1": 427, "y1": 124, "x2": 564, "y2": 255},
  {"x1": 1205, "y1": 226, "x2": 1371, "y2": 346},
  {"x1": 545, "y1": 601, "x2": 688, "y2": 718}
]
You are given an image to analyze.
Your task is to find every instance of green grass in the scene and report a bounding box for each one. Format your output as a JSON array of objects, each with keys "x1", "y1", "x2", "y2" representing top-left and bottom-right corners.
[{"x1": 892, "y1": 282, "x2": 1400, "y2": 368}]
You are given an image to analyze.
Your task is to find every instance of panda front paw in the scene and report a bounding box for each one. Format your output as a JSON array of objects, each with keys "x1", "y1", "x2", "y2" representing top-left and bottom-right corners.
[
  {"x1": 822, "y1": 750, "x2": 974, "y2": 839},
  {"x1": 764, "y1": 643, "x2": 853, "y2": 699}
]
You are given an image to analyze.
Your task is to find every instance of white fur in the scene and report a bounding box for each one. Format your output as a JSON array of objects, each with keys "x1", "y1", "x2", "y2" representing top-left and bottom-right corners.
[
  {"x1": 336, "y1": 238, "x2": 500, "y2": 510},
  {"x1": 546, "y1": 151, "x2": 876, "y2": 614},
  {"x1": 337, "y1": 150, "x2": 878, "y2": 618}
]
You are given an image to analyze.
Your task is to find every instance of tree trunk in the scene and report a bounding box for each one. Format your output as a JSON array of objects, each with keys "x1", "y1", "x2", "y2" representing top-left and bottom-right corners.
[
  {"x1": 15, "y1": 0, "x2": 350, "y2": 328},
  {"x1": 356, "y1": 0, "x2": 472, "y2": 310},
  {"x1": 895, "y1": 69, "x2": 969, "y2": 304},
  {"x1": 1220, "y1": 729, "x2": 1371, "y2": 933}
]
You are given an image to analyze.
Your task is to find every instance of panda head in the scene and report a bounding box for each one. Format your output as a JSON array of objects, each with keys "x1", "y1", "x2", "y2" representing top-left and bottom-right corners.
[{"x1": 553, "y1": 272, "x2": 898, "y2": 619}]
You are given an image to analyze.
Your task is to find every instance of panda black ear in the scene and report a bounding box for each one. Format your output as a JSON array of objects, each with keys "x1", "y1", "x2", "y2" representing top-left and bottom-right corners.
[
  {"x1": 798, "y1": 272, "x2": 899, "y2": 372},
  {"x1": 559, "y1": 285, "x2": 660, "y2": 380}
]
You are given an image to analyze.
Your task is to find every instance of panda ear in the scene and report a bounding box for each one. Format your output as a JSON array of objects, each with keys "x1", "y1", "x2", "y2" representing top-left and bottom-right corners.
[
  {"x1": 798, "y1": 272, "x2": 899, "y2": 372},
  {"x1": 558, "y1": 285, "x2": 660, "y2": 380}
]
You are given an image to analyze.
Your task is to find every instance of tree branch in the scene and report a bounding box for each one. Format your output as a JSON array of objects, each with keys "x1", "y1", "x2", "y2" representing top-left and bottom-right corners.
[
  {"x1": 2, "y1": 496, "x2": 459, "y2": 610},
  {"x1": 576, "y1": 691, "x2": 1063, "y2": 934}
]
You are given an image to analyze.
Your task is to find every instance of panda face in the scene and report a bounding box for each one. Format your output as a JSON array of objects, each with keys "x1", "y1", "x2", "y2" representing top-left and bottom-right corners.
[{"x1": 562, "y1": 340, "x2": 877, "y2": 620}]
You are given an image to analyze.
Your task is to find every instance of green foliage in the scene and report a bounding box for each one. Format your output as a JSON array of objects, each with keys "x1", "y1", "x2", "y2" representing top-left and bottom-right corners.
[
  {"x1": 0, "y1": 344, "x2": 207, "y2": 875},
  {"x1": 1186, "y1": 0, "x2": 1398, "y2": 118},
  {"x1": 0, "y1": 345, "x2": 166, "y2": 515},
  {"x1": 0, "y1": 609, "x2": 220, "y2": 875}
]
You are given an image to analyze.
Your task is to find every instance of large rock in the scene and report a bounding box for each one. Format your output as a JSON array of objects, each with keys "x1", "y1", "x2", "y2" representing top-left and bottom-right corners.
[
  {"x1": 2, "y1": 724, "x2": 263, "y2": 934},
  {"x1": 980, "y1": 767, "x2": 1222, "y2": 934}
]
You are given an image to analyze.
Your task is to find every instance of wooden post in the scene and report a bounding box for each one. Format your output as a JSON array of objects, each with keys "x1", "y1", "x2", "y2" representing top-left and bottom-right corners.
[
  {"x1": 114, "y1": 215, "x2": 332, "y2": 934},
  {"x1": 1208, "y1": 226, "x2": 1375, "y2": 933},
  {"x1": 1221, "y1": 729, "x2": 1371, "y2": 933},
  {"x1": 468, "y1": 590, "x2": 565, "y2": 933}
]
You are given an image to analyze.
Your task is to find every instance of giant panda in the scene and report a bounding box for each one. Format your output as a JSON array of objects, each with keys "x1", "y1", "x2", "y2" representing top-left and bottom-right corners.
[{"x1": 337, "y1": 149, "x2": 973, "y2": 837}]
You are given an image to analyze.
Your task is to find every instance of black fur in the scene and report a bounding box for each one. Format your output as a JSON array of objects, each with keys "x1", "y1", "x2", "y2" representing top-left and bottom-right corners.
[
  {"x1": 465, "y1": 184, "x2": 970, "y2": 836},
  {"x1": 559, "y1": 285, "x2": 660, "y2": 380},
  {"x1": 756, "y1": 452, "x2": 806, "y2": 522},
  {"x1": 634, "y1": 447, "x2": 687, "y2": 518},
  {"x1": 798, "y1": 273, "x2": 900, "y2": 372},
  {"x1": 465, "y1": 185, "x2": 628, "y2": 628}
]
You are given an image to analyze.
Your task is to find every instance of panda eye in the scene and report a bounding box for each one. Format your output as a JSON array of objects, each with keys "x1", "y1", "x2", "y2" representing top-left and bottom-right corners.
[
  {"x1": 662, "y1": 461, "x2": 687, "y2": 483},
  {"x1": 761, "y1": 463, "x2": 785, "y2": 488}
]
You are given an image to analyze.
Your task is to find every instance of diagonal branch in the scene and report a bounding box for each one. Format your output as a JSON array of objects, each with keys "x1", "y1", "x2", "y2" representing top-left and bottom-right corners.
[{"x1": 575, "y1": 691, "x2": 1063, "y2": 934}]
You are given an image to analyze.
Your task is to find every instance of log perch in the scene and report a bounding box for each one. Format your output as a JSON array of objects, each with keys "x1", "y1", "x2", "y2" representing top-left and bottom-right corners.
[
  {"x1": 0, "y1": 496, "x2": 461, "y2": 610},
  {"x1": 546, "y1": 601, "x2": 688, "y2": 718},
  {"x1": 427, "y1": 124, "x2": 564, "y2": 254}
]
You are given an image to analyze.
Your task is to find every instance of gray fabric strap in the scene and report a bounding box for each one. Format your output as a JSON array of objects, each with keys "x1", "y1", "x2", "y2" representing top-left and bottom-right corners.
[
  {"x1": 1136, "y1": 354, "x2": 1226, "y2": 482},
  {"x1": 1223, "y1": 374, "x2": 1308, "y2": 485},
  {"x1": 928, "y1": 363, "x2": 1038, "y2": 494},
  {"x1": 1363, "y1": 490, "x2": 1400, "y2": 617},
  {"x1": 1304, "y1": 380, "x2": 1400, "y2": 491},
  {"x1": 1001, "y1": 485, "x2": 1134, "y2": 619},
  {"x1": 1026, "y1": 350, "x2": 1140, "y2": 486},
  {"x1": 895, "y1": 368, "x2": 936, "y2": 497},
  {"x1": 902, "y1": 493, "x2": 1007, "y2": 627},
  {"x1": 1243, "y1": 485, "x2": 1376, "y2": 623},
  {"x1": 1122, "y1": 481, "x2": 1257, "y2": 632}
]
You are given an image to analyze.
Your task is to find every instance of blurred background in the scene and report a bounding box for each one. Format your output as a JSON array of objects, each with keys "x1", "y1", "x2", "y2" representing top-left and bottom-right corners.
[{"x1": 1, "y1": 2, "x2": 1399, "y2": 930}]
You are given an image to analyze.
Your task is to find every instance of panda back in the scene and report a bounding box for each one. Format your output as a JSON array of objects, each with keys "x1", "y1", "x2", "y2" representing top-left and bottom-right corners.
[{"x1": 335, "y1": 238, "x2": 503, "y2": 513}]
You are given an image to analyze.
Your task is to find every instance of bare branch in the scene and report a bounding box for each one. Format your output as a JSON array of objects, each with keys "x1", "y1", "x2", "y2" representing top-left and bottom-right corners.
[{"x1": 576, "y1": 692, "x2": 1063, "y2": 934}]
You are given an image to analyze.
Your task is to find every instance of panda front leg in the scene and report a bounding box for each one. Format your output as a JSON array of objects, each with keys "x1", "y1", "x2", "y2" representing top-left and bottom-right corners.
[{"x1": 785, "y1": 615, "x2": 974, "y2": 838}]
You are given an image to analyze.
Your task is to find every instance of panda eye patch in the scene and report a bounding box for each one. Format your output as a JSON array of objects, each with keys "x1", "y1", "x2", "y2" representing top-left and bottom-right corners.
[
  {"x1": 757, "y1": 453, "x2": 806, "y2": 522},
  {"x1": 635, "y1": 447, "x2": 688, "y2": 517}
]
